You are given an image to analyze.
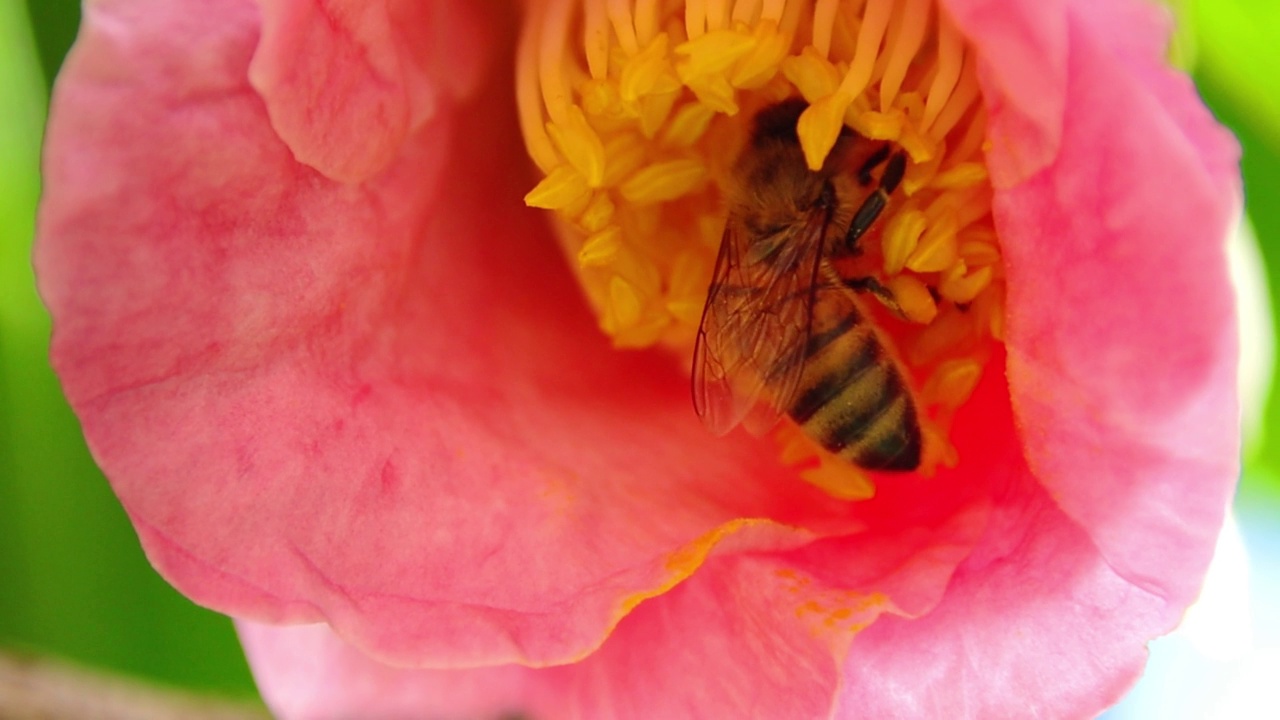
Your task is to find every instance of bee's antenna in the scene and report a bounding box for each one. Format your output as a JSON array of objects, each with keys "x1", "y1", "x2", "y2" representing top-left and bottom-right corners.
[{"x1": 845, "y1": 151, "x2": 906, "y2": 252}]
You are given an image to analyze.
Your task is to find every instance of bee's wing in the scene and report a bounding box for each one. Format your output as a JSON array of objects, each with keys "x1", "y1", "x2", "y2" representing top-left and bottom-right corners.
[{"x1": 692, "y1": 208, "x2": 829, "y2": 436}]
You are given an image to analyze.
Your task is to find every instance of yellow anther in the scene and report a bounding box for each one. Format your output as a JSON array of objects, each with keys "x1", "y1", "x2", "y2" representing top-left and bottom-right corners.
[
  {"x1": 885, "y1": 272, "x2": 936, "y2": 324},
  {"x1": 732, "y1": 21, "x2": 789, "y2": 88},
  {"x1": 578, "y1": 192, "x2": 616, "y2": 233},
  {"x1": 638, "y1": 90, "x2": 680, "y2": 137},
  {"x1": 801, "y1": 461, "x2": 875, "y2": 501},
  {"x1": 921, "y1": 421, "x2": 960, "y2": 470},
  {"x1": 686, "y1": 75, "x2": 740, "y2": 114},
  {"x1": 909, "y1": 305, "x2": 974, "y2": 367},
  {"x1": 882, "y1": 208, "x2": 926, "y2": 275},
  {"x1": 925, "y1": 359, "x2": 984, "y2": 411},
  {"x1": 906, "y1": 208, "x2": 959, "y2": 272},
  {"x1": 620, "y1": 33, "x2": 679, "y2": 102},
  {"x1": 938, "y1": 262, "x2": 993, "y2": 304},
  {"x1": 661, "y1": 102, "x2": 718, "y2": 147},
  {"x1": 675, "y1": 27, "x2": 757, "y2": 79},
  {"x1": 581, "y1": 78, "x2": 624, "y2": 118},
  {"x1": 666, "y1": 297, "x2": 705, "y2": 326},
  {"x1": 887, "y1": 274, "x2": 938, "y2": 324},
  {"x1": 896, "y1": 123, "x2": 936, "y2": 164},
  {"x1": 609, "y1": 275, "x2": 644, "y2": 328},
  {"x1": 932, "y1": 162, "x2": 988, "y2": 189},
  {"x1": 797, "y1": 92, "x2": 851, "y2": 170},
  {"x1": 780, "y1": 46, "x2": 841, "y2": 102},
  {"x1": 579, "y1": 226, "x2": 623, "y2": 266},
  {"x1": 852, "y1": 109, "x2": 903, "y2": 142},
  {"x1": 885, "y1": 274, "x2": 936, "y2": 322},
  {"x1": 902, "y1": 140, "x2": 945, "y2": 195},
  {"x1": 546, "y1": 105, "x2": 607, "y2": 187},
  {"x1": 600, "y1": 133, "x2": 647, "y2": 188},
  {"x1": 619, "y1": 158, "x2": 708, "y2": 204},
  {"x1": 976, "y1": 284, "x2": 1007, "y2": 341},
  {"x1": 959, "y1": 238, "x2": 1000, "y2": 267},
  {"x1": 524, "y1": 165, "x2": 591, "y2": 209}
]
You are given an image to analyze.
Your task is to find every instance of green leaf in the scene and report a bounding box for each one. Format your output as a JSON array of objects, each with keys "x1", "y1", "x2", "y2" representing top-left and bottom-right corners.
[{"x1": 1192, "y1": 0, "x2": 1280, "y2": 150}]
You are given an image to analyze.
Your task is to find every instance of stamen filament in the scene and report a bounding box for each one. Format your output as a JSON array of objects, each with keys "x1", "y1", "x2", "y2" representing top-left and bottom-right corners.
[
  {"x1": 838, "y1": 0, "x2": 893, "y2": 101},
  {"x1": 879, "y1": 0, "x2": 930, "y2": 112},
  {"x1": 540, "y1": 0, "x2": 575, "y2": 124},
  {"x1": 708, "y1": 0, "x2": 731, "y2": 30},
  {"x1": 519, "y1": 4, "x2": 558, "y2": 171},
  {"x1": 732, "y1": 0, "x2": 761, "y2": 26},
  {"x1": 606, "y1": 0, "x2": 640, "y2": 54},
  {"x1": 929, "y1": 53, "x2": 980, "y2": 139},
  {"x1": 922, "y1": 11, "x2": 962, "y2": 129},
  {"x1": 813, "y1": 0, "x2": 840, "y2": 57},
  {"x1": 686, "y1": 0, "x2": 708, "y2": 39},
  {"x1": 762, "y1": 0, "x2": 785, "y2": 23},
  {"x1": 584, "y1": 0, "x2": 610, "y2": 79},
  {"x1": 635, "y1": 0, "x2": 660, "y2": 44}
]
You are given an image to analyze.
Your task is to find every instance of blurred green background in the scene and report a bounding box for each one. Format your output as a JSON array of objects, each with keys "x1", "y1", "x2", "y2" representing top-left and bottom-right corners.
[
  {"x1": 2, "y1": 0, "x2": 256, "y2": 698},
  {"x1": 2, "y1": 0, "x2": 1278, "y2": 712}
]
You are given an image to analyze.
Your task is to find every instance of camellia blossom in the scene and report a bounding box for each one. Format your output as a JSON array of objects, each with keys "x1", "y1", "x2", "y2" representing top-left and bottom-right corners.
[{"x1": 36, "y1": 0, "x2": 1240, "y2": 717}]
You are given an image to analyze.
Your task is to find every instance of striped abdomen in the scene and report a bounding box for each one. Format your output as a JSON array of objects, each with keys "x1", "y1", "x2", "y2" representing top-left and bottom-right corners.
[{"x1": 786, "y1": 300, "x2": 922, "y2": 471}]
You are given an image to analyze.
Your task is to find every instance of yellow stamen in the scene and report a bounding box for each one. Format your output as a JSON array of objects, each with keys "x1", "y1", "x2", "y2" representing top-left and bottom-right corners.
[
  {"x1": 524, "y1": 165, "x2": 590, "y2": 210},
  {"x1": 619, "y1": 158, "x2": 708, "y2": 204},
  {"x1": 887, "y1": 274, "x2": 938, "y2": 325},
  {"x1": 882, "y1": 208, "x2": 925, "y2": 275},
  {"x1": 519, "y1": 0, "x2": 1006, "y2": 493}
]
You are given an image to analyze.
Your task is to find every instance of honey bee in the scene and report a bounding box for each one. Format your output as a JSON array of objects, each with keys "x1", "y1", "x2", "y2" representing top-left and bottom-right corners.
[{"x1": 692, "y1": 98, "x2": 922, "y2": 471}]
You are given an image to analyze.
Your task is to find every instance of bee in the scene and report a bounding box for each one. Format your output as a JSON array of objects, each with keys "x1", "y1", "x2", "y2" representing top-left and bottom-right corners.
[{"x1": 692, "y1": 98, "x2": 922, "y2": 471}]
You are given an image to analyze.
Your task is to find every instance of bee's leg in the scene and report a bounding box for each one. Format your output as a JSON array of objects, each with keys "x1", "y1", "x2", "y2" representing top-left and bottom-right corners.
[
  {"x1": 844, "y1": 276, "x2": 903, "y2": 315},
  {"x1": 844, "y1": 151, "x2": 907, "y2": 254}
]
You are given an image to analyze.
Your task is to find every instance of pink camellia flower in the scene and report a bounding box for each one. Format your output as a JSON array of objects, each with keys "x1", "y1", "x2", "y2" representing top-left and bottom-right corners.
[{"x1": 37, "y1": 0, "x2": 1240, "y2": 717}]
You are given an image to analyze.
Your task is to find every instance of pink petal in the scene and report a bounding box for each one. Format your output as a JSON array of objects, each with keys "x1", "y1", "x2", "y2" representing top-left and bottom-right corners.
[
  {"x1": 39, "y1": 0, "x2": 1241, "y2": 714},
  {"x1": 941, "y1": 0, "x2": 1067, "y2": 187},
  {"x1": 839, "y1": 479, "x2": 1162, "y2": 717},
  {"x1": 239, "y1": 550, "x2": 849, "y2": 720},
  {"x1": 37, "y1": 0, "x2": 974, "y2": 670},
  {"x1": 238, "y1": 622, "x2": 531, "y2": 719},
  {"x1": 990, "y1": 0, "x2": 1241, "y2": 616},
  {"x1": 248, "y1": 0, "x2": 489, "y2": 182},
  {"x1": 239, "y1": 372, "x2": 1018, "y2": 719}
]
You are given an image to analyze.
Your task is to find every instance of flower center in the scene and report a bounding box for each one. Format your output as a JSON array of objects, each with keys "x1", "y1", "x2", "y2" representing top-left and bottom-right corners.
[{"x1": 519, "y1": 0, "x2": 1003, "y2": 497}]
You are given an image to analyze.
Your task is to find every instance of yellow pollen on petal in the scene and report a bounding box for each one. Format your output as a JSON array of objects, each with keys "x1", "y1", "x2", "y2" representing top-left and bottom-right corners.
[{"x1": 519, "y1": 0, "x2": 1006, "y2": 494}]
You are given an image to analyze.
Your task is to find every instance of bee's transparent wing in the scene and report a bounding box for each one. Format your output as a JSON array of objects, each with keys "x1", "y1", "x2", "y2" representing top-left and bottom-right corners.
[{"x1": 691, "y1": 209, "x2": 829, "y2": 436}]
